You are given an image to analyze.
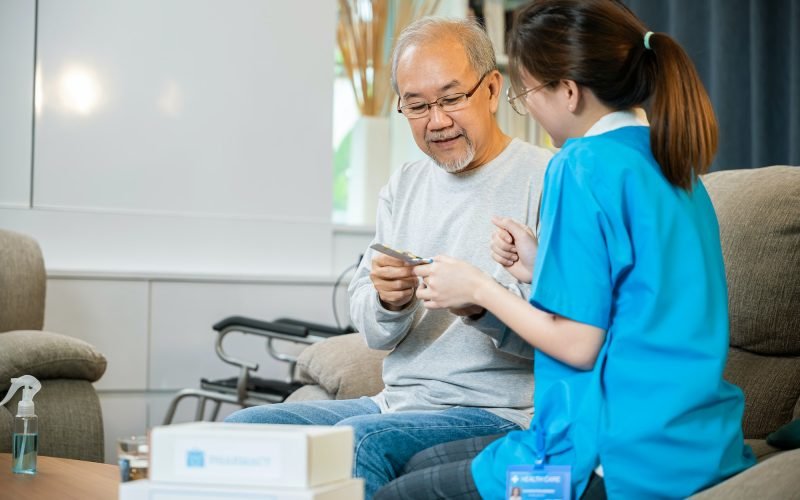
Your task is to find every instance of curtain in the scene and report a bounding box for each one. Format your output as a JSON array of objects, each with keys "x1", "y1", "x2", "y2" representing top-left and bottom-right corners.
[{"x1": 625, "y1": 0, "x2": 800, "y2": 170}]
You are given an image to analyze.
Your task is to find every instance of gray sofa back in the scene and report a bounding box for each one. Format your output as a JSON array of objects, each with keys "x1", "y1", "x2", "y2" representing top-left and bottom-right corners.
[
  {"x1": 0, "y1": 229, "x2": 46, "y2": 332},
  {"x1": 703, "y1": 166, "x2": 800, "y2": 439}
]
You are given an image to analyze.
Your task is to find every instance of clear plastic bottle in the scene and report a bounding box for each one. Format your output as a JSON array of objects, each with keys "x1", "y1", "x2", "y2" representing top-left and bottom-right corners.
[
  {"x1": 12, "y1": 404, "x2": 38, "y2": 474},
  {"x1": 1, "y1": 375, "x2": 41, "y2": 475}
]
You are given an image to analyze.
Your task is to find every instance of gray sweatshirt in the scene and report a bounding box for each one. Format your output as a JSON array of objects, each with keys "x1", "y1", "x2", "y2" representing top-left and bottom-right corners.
[{"x1": 348, "y1": 138, "x2": 552, "y2": 429}]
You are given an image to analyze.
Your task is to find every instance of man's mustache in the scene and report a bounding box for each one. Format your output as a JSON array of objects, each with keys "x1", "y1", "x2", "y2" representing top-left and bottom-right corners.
[{"x1": 427, "y1": 130, "x2": 464, "y2": 142}]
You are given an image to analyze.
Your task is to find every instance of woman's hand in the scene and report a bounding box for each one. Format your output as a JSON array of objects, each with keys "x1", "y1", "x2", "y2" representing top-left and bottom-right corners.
[
  {"x1": 413, "y1": 256, "x2": 493, "y2": 310},
  {"x1": 490, "y1": 216, "x2": 538, "y2": 284}
]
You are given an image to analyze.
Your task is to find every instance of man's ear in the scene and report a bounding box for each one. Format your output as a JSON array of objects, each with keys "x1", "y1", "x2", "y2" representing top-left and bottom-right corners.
[
  {"x1": 562, "y1": 80, "x2": 582, "y2": 114},
  {"x1": 487, "y1": 70, "x2": 503, "y2": 113}
]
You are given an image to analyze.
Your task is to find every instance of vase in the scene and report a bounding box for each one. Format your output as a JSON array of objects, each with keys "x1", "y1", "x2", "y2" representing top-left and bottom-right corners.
[{"x1": 346, "y1": 115, "x2": 391, "y2": 226}]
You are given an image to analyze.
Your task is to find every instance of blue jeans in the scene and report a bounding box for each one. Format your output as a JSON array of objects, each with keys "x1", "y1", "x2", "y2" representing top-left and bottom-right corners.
[{"x1": 224, "y1": 398, "x2": 520, "y2": 499}]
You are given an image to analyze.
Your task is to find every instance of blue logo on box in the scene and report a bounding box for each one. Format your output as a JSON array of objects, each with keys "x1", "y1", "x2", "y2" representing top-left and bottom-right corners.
[{"x1": 186, "y1": 449, "x2": 205, "y2": 468}]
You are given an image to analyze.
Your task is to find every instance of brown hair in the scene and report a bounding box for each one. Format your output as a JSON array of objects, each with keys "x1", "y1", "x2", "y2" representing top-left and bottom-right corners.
[{"x1": 508, "y1": 0, "x2": 717, "y2": 190}]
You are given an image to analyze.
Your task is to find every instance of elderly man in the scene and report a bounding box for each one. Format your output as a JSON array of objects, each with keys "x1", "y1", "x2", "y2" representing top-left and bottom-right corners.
[{"x1": 226, "y1": 17, "x2": 551, "y2": 498}]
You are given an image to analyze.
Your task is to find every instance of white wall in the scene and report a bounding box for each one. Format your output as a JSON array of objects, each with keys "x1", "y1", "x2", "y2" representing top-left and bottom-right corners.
[
  {"x1": 0, "y1": 0, "x2": 378, "y2": 464},
  {"x1": 0, "y1": 0, "x2": 35, "y2": 208},
  {"x1": 1, "y1": 0, "x2": 338, "y2": 276}
]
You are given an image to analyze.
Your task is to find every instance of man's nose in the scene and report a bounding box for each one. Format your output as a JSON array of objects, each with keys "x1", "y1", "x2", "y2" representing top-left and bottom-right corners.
[{"x1": 427, "y1": 104, "x2": 453, "y2": 130}]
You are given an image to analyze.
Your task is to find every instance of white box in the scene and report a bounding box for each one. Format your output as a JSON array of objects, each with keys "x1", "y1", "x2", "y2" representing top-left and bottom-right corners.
[
  {"x1": 149, "y1": 423, "x2": 353, "y2": 488},
  {"x1": 119, "y1": 478, "x2": 364, "y2": 500}
]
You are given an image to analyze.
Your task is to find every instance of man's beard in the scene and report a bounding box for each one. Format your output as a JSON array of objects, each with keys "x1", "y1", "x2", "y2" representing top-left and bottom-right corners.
[{"x1": 425, "y1": 130, "x2": 476, "y2": 173}]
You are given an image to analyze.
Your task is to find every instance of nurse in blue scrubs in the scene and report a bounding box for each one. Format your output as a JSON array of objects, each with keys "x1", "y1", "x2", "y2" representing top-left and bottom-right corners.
[{"x1": 408, "y1": 0, "x2": 756, "y2": 498}]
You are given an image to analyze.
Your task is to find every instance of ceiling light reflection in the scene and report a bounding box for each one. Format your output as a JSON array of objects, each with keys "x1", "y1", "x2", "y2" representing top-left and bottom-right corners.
[
  {"x1": 58, "y1": 66, "x2": 101, "y2": 115},
  {"x1": 158, "y1": 80, "x2": 184, "y2": 117}
]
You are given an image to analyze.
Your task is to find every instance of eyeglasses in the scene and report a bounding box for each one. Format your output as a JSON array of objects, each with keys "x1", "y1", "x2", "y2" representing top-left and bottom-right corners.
[
  {"x1": 506, "y1": 81, "x2": 553, "y2": 116},
  {"x1": 397, "y1": 73, "x2": 489, "y2": 119}
]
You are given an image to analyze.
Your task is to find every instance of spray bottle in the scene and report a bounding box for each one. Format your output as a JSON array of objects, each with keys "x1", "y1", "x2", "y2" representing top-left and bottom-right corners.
[{"x1": 0, "y1": 375, "x2": 41, "y2": 474}]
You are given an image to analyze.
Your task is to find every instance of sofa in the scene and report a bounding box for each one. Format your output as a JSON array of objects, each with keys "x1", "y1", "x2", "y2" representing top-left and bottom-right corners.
[
  {"x1": 288, "y1": 165, "x2": 800, "y2": 498},
  {"x1": 0, "y1": 229, "x2": 108, "y2": 462}
]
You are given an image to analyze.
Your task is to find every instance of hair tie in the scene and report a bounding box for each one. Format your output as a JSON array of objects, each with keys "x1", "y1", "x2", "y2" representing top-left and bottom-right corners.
[{"x1": 644, "y1": 31, "x2": 654, "y2": 50}]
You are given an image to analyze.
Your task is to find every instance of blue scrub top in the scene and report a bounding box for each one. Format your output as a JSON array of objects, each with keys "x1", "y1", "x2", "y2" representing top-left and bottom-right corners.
[{"x1": 472, "y1": 126, "x2": 754, "y2": 499}]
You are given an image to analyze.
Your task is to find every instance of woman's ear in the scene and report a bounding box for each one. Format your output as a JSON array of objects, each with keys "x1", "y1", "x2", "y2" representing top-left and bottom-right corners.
[{"x1": 562, "y1": 80, "x2": 582, "y2": 114}]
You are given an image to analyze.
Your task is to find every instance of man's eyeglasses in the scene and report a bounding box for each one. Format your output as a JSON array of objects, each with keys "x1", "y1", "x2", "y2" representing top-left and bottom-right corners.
[
  {"x1": 506, "y1": 81, "x2": 553, "y2": 116},
  {"x1": 397, "y1": 72, "x2": 489, "y2": 119}
]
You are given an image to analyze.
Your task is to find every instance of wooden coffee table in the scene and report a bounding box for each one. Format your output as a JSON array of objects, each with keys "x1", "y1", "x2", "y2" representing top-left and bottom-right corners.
[{"x1": 0, "y1": 453, "x2": 119, "y2": 499}]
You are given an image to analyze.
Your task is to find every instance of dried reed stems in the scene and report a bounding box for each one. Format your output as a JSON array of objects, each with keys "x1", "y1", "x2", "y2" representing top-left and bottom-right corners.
[{"x1": 337, "y1": 0, "x2": 440, "y2": 117}]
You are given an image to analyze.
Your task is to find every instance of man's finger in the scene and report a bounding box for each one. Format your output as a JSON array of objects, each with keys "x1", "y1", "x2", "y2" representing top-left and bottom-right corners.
[
  {"x1": 372, "y1": 264, "x2": 415, "y2": 280},
  {"x1": 372, "y1": 253, "x2": 407, "y2": 267},
  {"x1": 374, "y1": 275, "x2": 417, "y2": 289},
  {"x1": 383, "y1": 289, "x2": 413, "y2": 301}
]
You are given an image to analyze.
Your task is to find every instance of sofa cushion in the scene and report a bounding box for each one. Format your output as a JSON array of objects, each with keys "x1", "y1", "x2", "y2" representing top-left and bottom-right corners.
[
  {"x1": 294, "y1": 333, "x2": 386, "y2": 400},
  {"x1": 0, "y1": 331, "x2": 107, "y2": 390},
  {"x1": 0, "y1": 229, "x2": 46, "y2": 333},
  {"x1": 724, "y1": 348, "x2": 800, "y2": 439},
  {"x1": 689, "y1": 449, "x2": 800, "y2": 499},
  {"x1": 702, "y1": 166, "x2": 800, "y2": 356},
  {"x1": 285, "y1": 384, "x2": 335, "y2": 403}
]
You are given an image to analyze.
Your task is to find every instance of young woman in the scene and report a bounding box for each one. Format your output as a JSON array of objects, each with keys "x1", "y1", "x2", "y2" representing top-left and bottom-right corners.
[{"x1": 375, "y1": 0, "x2": 755, "y2": 498}]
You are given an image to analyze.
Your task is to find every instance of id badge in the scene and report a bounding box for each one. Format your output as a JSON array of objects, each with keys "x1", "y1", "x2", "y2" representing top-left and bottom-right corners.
[{"x1": 507, "y1": 464, "x2": 571, "y2": 500}]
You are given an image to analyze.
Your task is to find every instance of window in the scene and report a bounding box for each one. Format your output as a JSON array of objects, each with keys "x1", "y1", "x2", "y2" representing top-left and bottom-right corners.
[{"x1": 332, "y1": 49, "x2": 360, "y2": 224}]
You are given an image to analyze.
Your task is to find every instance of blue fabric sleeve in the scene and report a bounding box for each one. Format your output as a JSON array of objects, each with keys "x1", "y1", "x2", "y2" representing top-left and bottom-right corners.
[{"x1": 531, "y1": 158, "x2": 616, "y2": 330}]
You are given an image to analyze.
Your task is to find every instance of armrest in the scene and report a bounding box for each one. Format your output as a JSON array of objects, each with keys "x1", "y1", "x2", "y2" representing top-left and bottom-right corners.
[
  {"x1": 213, "y1": 316, "x2": 309, "y2": 337},
  {"x1": 0, "y1": 330, "x2": 107, "y2": 390},
  {"x1": 273, "y1": 318, "x2": 356, "y2": 336},
  {"x1": 689, "y1": 449, "x2": 800, "y2": 499},
  {"x1": 210, "y1": 316, "x2": 354, "y2": 372},
  {"x1": 214, "y1": 315, "x2": 353, "y2": 339}
]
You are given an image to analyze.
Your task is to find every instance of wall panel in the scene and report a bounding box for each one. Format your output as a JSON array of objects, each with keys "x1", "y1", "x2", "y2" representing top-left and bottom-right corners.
[
  {"x1": 33, "y1": 0, "x2": 334, "y2": 219},
  {"x1": 0, "y1": 0, "x2": 338, "y2": 276},
  {"x1": 0, "y1": 0, "x2": 35, "y2": 207},
  {"x1": 44, "y1": 278, "x2": 150, "y2": 390}
]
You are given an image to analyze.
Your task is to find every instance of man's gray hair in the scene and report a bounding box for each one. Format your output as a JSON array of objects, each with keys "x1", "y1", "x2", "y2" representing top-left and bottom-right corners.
[{"x1": 391, "y1": 17, "x2": 497, "y2": 95}]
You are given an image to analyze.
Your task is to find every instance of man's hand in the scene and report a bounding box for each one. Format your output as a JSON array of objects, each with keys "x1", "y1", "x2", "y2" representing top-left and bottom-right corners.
[
  {"x1": 490, "y1": 216, "x2": 538, "y2": 284},
  {"x1": 370, "y1": 253, "x2": 419, "y2": 311}
]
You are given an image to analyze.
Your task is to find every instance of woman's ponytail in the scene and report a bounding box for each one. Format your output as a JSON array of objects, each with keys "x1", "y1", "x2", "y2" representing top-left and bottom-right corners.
[{"x1": 647, "y1": 33, "x2": 718, "y2": 191}]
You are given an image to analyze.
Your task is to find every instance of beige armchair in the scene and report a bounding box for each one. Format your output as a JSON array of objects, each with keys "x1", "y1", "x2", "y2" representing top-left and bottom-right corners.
[{"x1": 0, "y1": 229, "x2": 107, "y2": 462}]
